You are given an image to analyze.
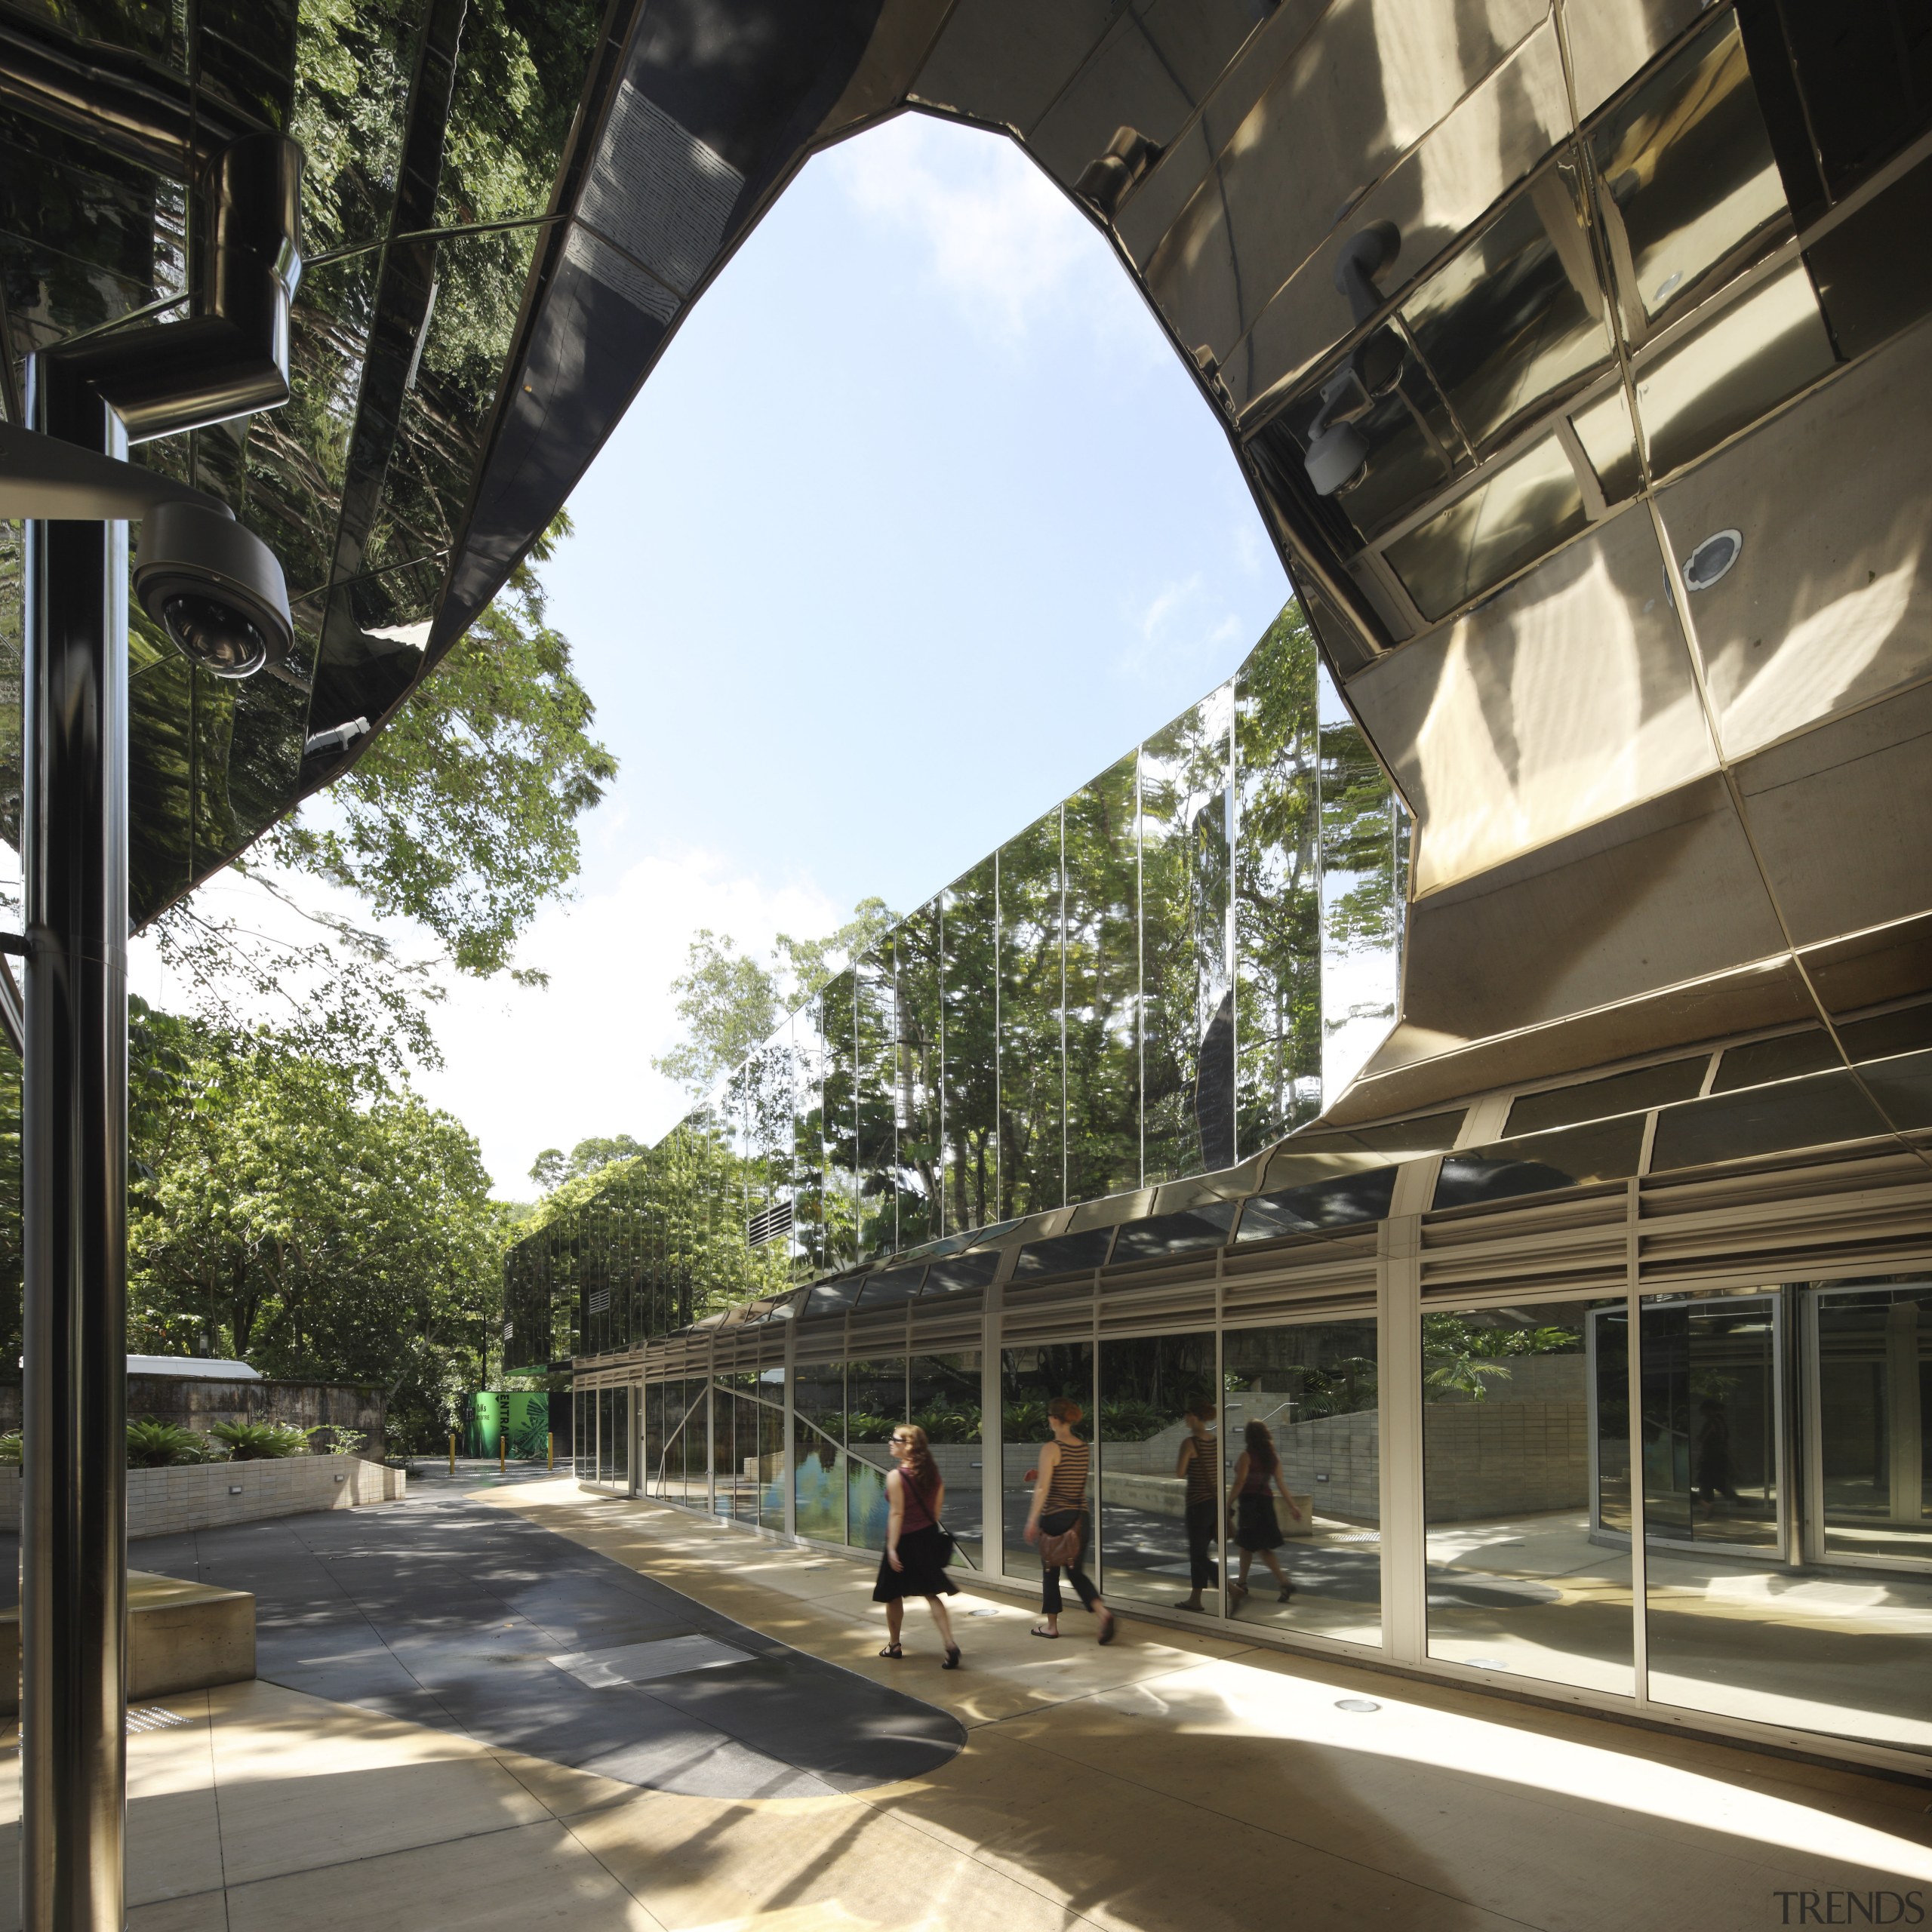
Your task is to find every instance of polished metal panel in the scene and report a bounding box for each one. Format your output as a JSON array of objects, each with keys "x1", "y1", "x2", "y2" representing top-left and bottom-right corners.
[
  {"x1": 998, "y1": 808, "x2": 1065, "y2": 1218},
  {"x1": 1140, "y1": 688, "x2": 1232, "y2": 1184},
  {"x1": 1063, "y1": 752, "x2": 1139, "y2": 1202},
  {"x1": 855, "y1": 943, "x2": 897, "y2": 1262},
  {"x1": 1233, "y1": 607, "x2": 1321, "y2": 1152},
  {"x1": 1432, "y1": 1115, "x2": 1644, "y2": 1208},
  {"x1": 1350, "y1": 506, "x2": 1714, "y2": 896},
  {"x1": 897, "y1": 904, "x2": 944, "y2": 1250},
  {"x1": 941, "y1": 860, "x2": 999, "y2": 1238}
]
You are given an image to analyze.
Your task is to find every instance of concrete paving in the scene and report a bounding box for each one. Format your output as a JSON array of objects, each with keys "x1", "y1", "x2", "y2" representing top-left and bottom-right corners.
[{"x1": 0, "y1": 1472, "x2": 1924, "y2": 1930}]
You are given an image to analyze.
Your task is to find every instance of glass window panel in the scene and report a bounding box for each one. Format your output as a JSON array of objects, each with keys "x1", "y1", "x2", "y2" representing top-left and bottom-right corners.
[
  {"x1": 758, "y1": 1374, "x2": 786, "y2": 1529},
  {"x1": 1098, "y1": 1333, "x2": 1217, "y2": 1614},
  {"x1": 1235, "y1": 606, "x2": 1323, "y2": 1153},
  {"x1": 1571, "y1": 387, "x2": 1642, "y2": 505},
  {"x1": 1506, "y1": 1057, "x2": 1708, "y2": 1137},
  {"x1": 716, "y1": 1374, "x2": 756, "y2": 1521},
  {"x1": 1863, "y1": 1048, "x2": 1932, "y2": 1132},
  {"x1": 1225, "y1": 1321, "x2": 1381, "y2": 1644},
  {"x1": 792, "y1": 1361, "x2": 847, "y2": 1543},
  {"x1": 1012, "y1": 1230, "x2": 1112, "y2": 1282},
  {"x1": 844, "y1": 1358, "x2": 906, "y2": 1553},
  {"x1": 941, "y1": 860, "x2": 1000, "y2": 1236},
  {"x1": 1649, "y1": 1067, "x2": 1889, "y2": 1171},
  {"x1": 1235, "y1": 1168, "x2": 1396, "y2": 1243},
  {"x1": 998, "y1": 814, "x2": 1064, "y2": 1217},
  {"x1": 610, "y1": 1389, "x2": 629, "y2": 1491},
  {"x1": 821, "y1": 971, "x2": 860, "y2": 1272},
  {"x1": 803, "y1": 1278, "x2": 863, "y2": 1321},
  {"x1": 1402, "y1": 155, "x2": 1612, "y2": 454},
  {"x1": 1588, "y1": 13, "x2": 1792, "y2": 343},
  {"x1": 1711, "y1": 1026, "x2": 1835, "y2": 1092},
  {"x1": 1632, "y1": 1292, "x2": 1928, "y2": 1747},
  {"x1": 857, "y1": 1265, "x2": 925, "y2": 1312},
  {"x1": 925, "y1": 1249, "x2": 1001, "y2": 1297},
  {"x1": 1842, "y1": 1001, "x2": 1932, "y2": 1065},
  {"x1": 1318, "y1": 697, "x2": 1402, "y2": 1097},
  {"x1": 897, "y1": 906, "x2": 944, "y2": 1248},
  {"x1": 575, "y1": 1389, "x2": 592, "y2": 1482},
  {"x1": 598, "y1": 1389, "x2": 614, "y2": 1484},
  {"x1": 1432, "y1": 1116, "x2": 1645, "y2": 1211},
  {"x1": 1816, "y1": 1284, "x2": 1932, "y2": 1566},
  {"x1": 1001, "y1": 1345, "x2": 1094, "y2": 1580},
  {"x1": 910, "y1": 1352, "x2": 983, "y2": 1571},
  {"x1": 1383, "y1": 435, "x2": 1589, "y2": 621},
  {"x1": 1142, "y1": 689, "x2": 1235, "y2": 1183},
  {"x1": 1424, "y1": 1299, "x2": 1634, "y2": 1694},
  {"x1": 1633, "y1": 259, "x2": 1836, "y2": 479},
  {"x1": 856, "y1": 946, "x2": 897, "y2": 1263},
  {"x1": 1111, "y1": 1201, "x2": 1238, "y2": 1264},
  {"x1": 792, "y1": 1001, "x2": 828, "y2": 1275},
  {"x1": 1063, "y1": 753, "x2": 1140, "y2": 1202},
  {"x1": 642, "y1": 1383, "x2": 666, "y2": 1498}
]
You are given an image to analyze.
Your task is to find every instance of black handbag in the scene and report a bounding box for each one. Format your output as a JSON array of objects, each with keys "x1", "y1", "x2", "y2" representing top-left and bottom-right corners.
[{"x1": 932, "y1": 1522, "x2": 958, "y2": 1567}]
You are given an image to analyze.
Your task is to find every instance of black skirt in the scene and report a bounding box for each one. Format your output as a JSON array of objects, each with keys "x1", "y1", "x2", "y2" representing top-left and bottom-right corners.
[
  {"x1": 872, "y1": 1522, "x2": 958, "y2": 1601},
  {"x1": 1235, "y1": 1493, "x2": 1284, "y2": 1552}
]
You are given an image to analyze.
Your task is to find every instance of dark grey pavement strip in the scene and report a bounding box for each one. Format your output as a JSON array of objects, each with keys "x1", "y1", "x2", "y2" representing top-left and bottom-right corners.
[{"x1": 0, "y1": 1486, "x2": 963, "y2": 1798}]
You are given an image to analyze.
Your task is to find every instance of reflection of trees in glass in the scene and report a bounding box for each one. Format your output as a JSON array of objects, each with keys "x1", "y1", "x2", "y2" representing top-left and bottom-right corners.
[
  {"x1": 790, "y1": 1001, "x2": 827, "y2": 1277},
  {"x1": 942, "y1": 860, "x2": 998, "y2": 1235},
  {"x1": 1143, "y1": 691, "x2": 1234, "y2": 1182},
  {"x1": 1235, "y1": 604, "x2": 1321, "y2": 1151},
  {"x1": 1422, "y1": 1313, "x2": 1581, "y2": 1401},
  {"x1": 820, "y1": 969, "x2": 859, "y2": 1272},
  {"x1": 1064, "y1": 755, "x2": 1140, "y2": 1202},
  {"x1": 896, "y1": 908, "x2": 943, "y2": 1249},
  {"x1": 855, "y1": 946, "x2": 897, "y2": 1262},
  {"x1": 999, "y1": 814, "x2": 1064, "y2": 1218}
]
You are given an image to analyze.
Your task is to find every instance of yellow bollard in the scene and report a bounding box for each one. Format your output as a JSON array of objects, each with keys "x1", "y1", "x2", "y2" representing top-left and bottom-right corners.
[
  {"x1": 448, "y1": 1432, "x2": 455, "y2": 1473},
  {"x1": 547, "y1": 1431, "x2": 554, "y2": 1471}
]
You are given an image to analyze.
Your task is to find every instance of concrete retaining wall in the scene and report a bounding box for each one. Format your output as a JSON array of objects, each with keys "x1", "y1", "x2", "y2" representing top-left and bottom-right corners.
[
  {"x1": 0, "y1": 1455, "x2": 405, "y2": 1539},
  {"x1": 0, "y1": 1376, "x2": 386, "y2": 1447}
]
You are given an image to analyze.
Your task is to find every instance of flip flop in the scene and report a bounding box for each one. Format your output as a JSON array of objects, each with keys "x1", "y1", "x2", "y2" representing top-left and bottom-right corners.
[
  {"x1": 1029, "y1": 1625, "x2": 1060, "y2": 1639},
  {"x1": 878, "y1": 1643, "x2": 903, "y2": 1658}
]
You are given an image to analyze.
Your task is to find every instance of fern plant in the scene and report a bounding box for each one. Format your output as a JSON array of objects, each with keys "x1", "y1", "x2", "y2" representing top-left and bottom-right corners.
[{"x1": 210, "y1": 1420, "x2": 310, "y2": 1460}]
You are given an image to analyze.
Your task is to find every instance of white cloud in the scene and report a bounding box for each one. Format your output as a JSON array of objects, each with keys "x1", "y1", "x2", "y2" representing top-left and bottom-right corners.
[
  {"x1": 824, "y1": 114, "x2": 1160, "y2": 360},
  {"x1": 130, "y1": 851, "x2": 839, "y2": 1198}
]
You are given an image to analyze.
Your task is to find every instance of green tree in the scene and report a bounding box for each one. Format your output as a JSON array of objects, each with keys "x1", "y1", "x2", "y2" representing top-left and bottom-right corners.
[
  {"x1": 128, "y1": 1017, "x2": 506, "y2": 1400},
  {"x1": 529, "y1": 1134, "x2": 650, "y2": 1193},
  {"x1": 260, "y1": 519, "x2": 616, "y2": 981}
]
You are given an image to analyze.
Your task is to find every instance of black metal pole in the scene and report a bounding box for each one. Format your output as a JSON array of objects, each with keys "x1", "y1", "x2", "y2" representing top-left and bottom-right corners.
[{"x1": 21, "y1": 353, "x2": 130, "y2": 1932}]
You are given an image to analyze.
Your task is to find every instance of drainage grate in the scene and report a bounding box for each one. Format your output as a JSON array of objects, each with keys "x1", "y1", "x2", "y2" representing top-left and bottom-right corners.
[{"x1": 126, "y1": 1707, "x2": 189, "y2": 1734}]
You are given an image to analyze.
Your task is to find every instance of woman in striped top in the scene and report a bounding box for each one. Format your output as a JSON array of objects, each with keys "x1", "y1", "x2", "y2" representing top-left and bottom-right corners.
[{"x1": 1024, "y1": 1396, "x2": 1117, "y2": 1643}]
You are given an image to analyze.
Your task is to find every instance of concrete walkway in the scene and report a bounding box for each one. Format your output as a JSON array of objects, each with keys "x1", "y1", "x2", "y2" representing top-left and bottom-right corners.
[{"x1": 0, "y1": 1473, "x2": 1924, "y2": 1930}]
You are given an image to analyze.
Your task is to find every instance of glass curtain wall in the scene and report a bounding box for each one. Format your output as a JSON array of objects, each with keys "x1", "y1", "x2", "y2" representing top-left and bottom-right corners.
[
  {"x1": 910, "y1": 1352, "x2": 983, "y2": 1568},
  {"x1": 845, "y1": 1358, "x2": 906, "y2": 1555},
  {"x1": 1423, "y1": 1300, "x2": 1634, "y2": 1696},
  {"x1": 1097, "y1": 1333, "x2": 1217, "y2": 1612},
  {"x1": 716, "y1": 1373, "x2": 757, "y2": 1521},
  {"x1": 1001, "y1": 1345, "x2": 1094, "y2": 1578},
  {"x1": 942, "y1": 860, "x2": 999, "y2": 1237},
  {"x1": 1064, "y1": 756, "x2": 1140, "y2": 1203},
  {"x1": 856, "y1": 947, "x2": 897, "y2": 1262},
  {"x1": 898, "y1": 909, "x2": 944, "y2": 1250},
  {"x1": 793, "y1": 1361, "x2": 846, "y2": 1542},
  {"x1": 1142, "y1": 693, "x2": 1235, "y2": 1183},
  {"x1": 1000, "y1": 813, "x2": 1065, "y2": 1219},
  {"x1": 1224, "y1": 1321, "x2": 1381, "y2": 1644}
]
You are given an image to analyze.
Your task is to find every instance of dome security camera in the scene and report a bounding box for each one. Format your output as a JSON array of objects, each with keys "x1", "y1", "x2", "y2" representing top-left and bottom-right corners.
[{"x1": 133, "y1": 499, "x2": 293, "y2": 679}]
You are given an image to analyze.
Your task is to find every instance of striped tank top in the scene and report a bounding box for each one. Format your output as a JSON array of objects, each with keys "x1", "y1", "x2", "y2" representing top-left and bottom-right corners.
[
  {"x1": 1183, "y1": 1432, "x2": 1217, "y2": 1506},
  {"x1": 1045, "y1": 1438, "x2": 1091, "y2": 1511}
]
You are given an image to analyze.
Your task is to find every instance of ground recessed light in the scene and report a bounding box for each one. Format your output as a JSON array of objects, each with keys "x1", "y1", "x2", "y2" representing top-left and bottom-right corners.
[
  {"x1": 1335, "y1": 1697, "x2": 1380, "y2": 1713},
  {"x1": 970, "y1": 1608, "x2": 1000, "y2": 1617},
  {"x1": 1653, "y1": 269, "x2": 1684, "y2": 303},
  {"x1": 1683, "y1": 528, "x2": 1742, "y2": 591},
  {"x1": 1464, "y1": 1657, "x2": 1509, "y2": 1671}
]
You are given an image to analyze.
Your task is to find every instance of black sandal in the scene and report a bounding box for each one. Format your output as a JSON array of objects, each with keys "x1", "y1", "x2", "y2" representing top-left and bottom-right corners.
[
  {"x1": 943, "y1": 1645, "x2": 961, "y2": 1670},
  {"x1": 879, "y1": 1643, "x2": 903, "y2": 1658}
]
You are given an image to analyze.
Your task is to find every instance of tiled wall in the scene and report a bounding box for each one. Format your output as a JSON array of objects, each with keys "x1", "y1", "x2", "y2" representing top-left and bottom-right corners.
[{"x1": 0, "y1": 1456, "x2": 406, "y2": 1539}]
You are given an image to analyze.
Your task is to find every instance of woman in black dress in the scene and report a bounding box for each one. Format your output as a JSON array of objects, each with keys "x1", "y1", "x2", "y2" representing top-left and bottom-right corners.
[
  {"x1": 872, "y1": 1423, "x2": 961, "y2": 1668},
  {"x1": 1227, "y1": 1418, "x2": 1302, "y2": 1610}
]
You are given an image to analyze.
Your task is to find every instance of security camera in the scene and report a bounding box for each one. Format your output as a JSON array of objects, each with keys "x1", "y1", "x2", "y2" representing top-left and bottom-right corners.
[
  {"x1": 133, "y1": 500, "x2": 293, "y2": 679},
  {"x1": 0, "y1": 419, "x2": 293, "y2": 681}
]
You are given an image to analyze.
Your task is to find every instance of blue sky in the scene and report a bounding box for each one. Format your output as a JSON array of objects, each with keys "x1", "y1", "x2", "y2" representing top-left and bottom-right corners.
[{"x1": 143, "y1": 115, "x2": 1292, "y2": 1194}]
